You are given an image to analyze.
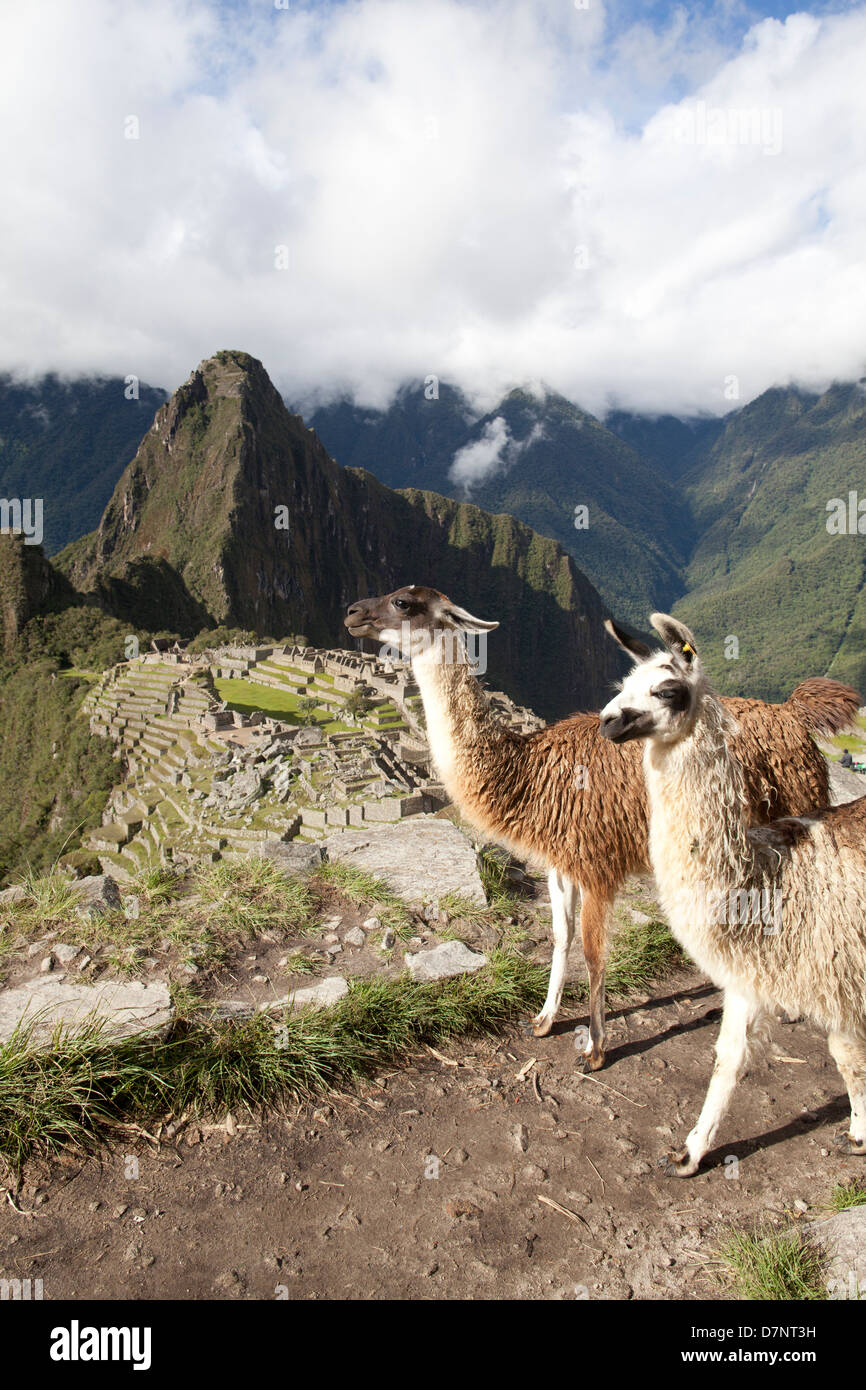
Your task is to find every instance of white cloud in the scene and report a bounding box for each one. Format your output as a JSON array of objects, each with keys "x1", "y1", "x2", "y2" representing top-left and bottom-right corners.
[
  {"x1": 449, "y1": 416, "x2": 545, "y2": 490},
  {"x1": 0, "y1": 1, "x2": 865, "y2": 418},
  {"x1": 449, "y1": 417, "x2": 512, "y2": 490}
]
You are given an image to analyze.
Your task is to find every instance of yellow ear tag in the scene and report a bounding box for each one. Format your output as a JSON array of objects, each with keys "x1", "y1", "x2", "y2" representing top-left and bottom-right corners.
[{"x1": 682, "y1": 643, "x2": 694, "y2": 656}]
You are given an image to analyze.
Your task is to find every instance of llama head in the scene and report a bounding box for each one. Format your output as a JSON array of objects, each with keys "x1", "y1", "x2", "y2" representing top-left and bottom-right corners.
[
  {"x1": 599, "y1": 612, "x2": 704, "y2": 745},
  {"x1": 344, "y1": 585, "x2": 499, "y2": 663}
]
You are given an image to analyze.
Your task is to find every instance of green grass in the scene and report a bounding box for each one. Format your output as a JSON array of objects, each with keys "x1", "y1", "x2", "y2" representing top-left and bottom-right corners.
[
  {"x1": 313, "y1": 860, "x2": 413, "y2": 937},
  {"x1": 826, "y1": 1178, "x2": 866, "y2": 1212},
  {"x1": 716, "y1": 1226, "x2": 828, "y2": 1301},
  {"x1": 0, "y1": 948, "x2": 550, "y2": 1173},
  {"x1": 605, "y1": 914, "x2": 687, "y2": 995}
]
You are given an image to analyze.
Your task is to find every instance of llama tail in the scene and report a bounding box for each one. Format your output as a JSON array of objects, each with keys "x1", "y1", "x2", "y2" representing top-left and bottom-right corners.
[{"x1": 784, "y1": 678, "x2": 862, "y2": 736}]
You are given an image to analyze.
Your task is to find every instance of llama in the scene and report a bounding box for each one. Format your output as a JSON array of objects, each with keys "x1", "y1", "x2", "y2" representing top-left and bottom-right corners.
[
  {"x1": 344, "y1": 585, "x2": 859, "y2": 1071},
  {"x1": 600, "y1": 612, "x2": 866, "y2": 1174}
]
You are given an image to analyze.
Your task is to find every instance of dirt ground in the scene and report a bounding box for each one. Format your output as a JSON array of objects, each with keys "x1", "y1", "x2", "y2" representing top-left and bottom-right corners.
[{"x1": 2, "y1": 965, "x2": 861, "y2": 1301}]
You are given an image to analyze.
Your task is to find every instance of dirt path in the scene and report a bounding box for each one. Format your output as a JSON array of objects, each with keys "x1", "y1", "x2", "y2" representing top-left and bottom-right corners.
[{"x1": 3, "y1": 967, "x2": 860, "y2": 1301}]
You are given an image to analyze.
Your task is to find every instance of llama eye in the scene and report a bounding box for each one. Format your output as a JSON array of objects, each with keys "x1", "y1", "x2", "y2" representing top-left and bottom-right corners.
[
  {"x1": 393, "y1": 598, "x2": 409, "y2": 611},
  {"x1": 655, "y1": 688, "x2": 678, "y2": 702}
]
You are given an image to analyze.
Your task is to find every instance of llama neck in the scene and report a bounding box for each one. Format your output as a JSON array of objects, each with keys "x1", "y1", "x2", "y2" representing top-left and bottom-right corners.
[
  {"x1": 644, "y1": 694, "x2": 756, "y2": 902},
  {"x1": 411, "y1": 647, "x2": 500, "y2": 795}
]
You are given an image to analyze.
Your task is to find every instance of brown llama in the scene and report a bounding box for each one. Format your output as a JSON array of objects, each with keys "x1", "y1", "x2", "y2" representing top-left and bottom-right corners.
[{"x1": 344, "y1": 586, "x2": 860, "y2": 1070}]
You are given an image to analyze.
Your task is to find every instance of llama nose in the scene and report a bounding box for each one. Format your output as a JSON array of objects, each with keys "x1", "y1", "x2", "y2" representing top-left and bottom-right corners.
[{"x1": 600, "y1": 709, "x2": 630, "y2": 741}]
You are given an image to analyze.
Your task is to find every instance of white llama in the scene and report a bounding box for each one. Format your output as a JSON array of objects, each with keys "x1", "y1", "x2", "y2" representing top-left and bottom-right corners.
[{"x1": 600, "y1": 613, "x2": 866, "y2": 1176}]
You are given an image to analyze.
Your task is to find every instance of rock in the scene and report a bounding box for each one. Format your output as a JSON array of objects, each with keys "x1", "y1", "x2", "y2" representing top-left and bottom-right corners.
[
  {"x1": 0, "y1": 978, "x2": 174, "y2": 1047},
  {"x1": 343, "y1": 926, "x2": 366, "y2": 948},
  {"x1": 209, "y1": 1000, "x2": 255, "y2": 1021},
  {"x1": 404, "y1": 940, "x2": 487, "y2": 982},
  {"x1": 261, "y1": 976, "x2": 350, "y2": 1013},
  {"x1": 362, "y1": 916, "x2": 381, "y2": 931},
  {"x1": 380, "y1": 927, "x2": 396, "y2": 951},
  {"x1": 321, "y1": 817, "x2": 487, "y2": 908},
  {"x1": 827, "y1": 759, "x2": 866, "y2": 807},
  {"x1": 0, "y1": 885, "x2": 27, "y2": 906},
  {"x1": 72, "y1": 875, "x2": 122, "y2": 918},
  {"x1": 258, "y1": 841, "x2": 324, "y2": 876},
  {"x1": 512, "y1": 1124, "x2": 529, "y2": 1153},
  {"x1": 53, "y1": 944, "x2": 81, "y2": 965},
  {"x1": 801, "y1": 1207, "x2": 866, "y2": 1297},
  {"x1": 40, "y1": 956, "x2": 54, "y2": 974},
  {"x1": 123, "y1": 895, "x2": 141, "y2": 920}
]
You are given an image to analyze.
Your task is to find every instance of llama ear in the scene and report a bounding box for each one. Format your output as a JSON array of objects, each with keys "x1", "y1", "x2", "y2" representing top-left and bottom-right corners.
[
  {"x1": 604, "y1": 618, "x2": 652, "y2": 660},
  {"x1": 443, "y1": 602, "x2": 499, "y2": 633},
  {"x1": 650, "y1": 612, "x2": 699, "y2": 665}
]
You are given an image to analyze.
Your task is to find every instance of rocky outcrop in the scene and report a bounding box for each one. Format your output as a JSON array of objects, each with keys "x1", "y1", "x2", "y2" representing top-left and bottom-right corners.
[
  {"x1": 0, "y1": 977, "x2": 174, "y2": 1047},
  {"x1": 321, "y1": 817, "x2": 487, "y2": 907}
]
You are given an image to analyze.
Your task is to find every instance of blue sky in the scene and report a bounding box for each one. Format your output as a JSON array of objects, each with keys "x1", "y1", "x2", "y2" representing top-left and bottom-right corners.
[{"x1": 1, "y1": 0, "x2": 865, "y2": 416}]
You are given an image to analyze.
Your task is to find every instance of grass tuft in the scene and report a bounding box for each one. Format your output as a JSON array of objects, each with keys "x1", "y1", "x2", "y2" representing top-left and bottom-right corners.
[
  {"x1": 826, "y1": 1178, "x2": 866, "y2": 1212},
  {"x1": 716, "y1": 1225, "x2": 828, "y2": 1301},
  {"x1": 313, "y1": 861, "x2": 412, "y2": 936},
  {"x1": 606, "y1": 914, "x2": 687, "y2": 997}
]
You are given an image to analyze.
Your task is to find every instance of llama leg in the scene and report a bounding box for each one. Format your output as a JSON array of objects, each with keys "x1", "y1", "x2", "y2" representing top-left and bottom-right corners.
[
  {"x1": 532, "y1": 869, "x2": 577, "y2": 1037},
  {"x1": 663, "y1": 991, "x2": 758, "y2": 1178},
  {"x1": 576, "y1": 889, "x2": 610, "y2": 1072},
  {"x1": 827, "y1": 1031, "x2": 866, "y2": 1156}
]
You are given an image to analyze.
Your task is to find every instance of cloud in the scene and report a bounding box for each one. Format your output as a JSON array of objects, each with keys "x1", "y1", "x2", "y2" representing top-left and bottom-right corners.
[
  {"x1": 0, "y1": 0, "x2": 865, "y2": 418},
  {"x1": 449, "y1": 417, "x2": 512, "y2": 490},
  {"x1": 449, "y1": 417, "x2": 545, "y2": 490}
]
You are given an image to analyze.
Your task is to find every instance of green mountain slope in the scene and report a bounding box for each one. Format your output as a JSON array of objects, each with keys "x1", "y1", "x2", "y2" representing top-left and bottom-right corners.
[{"x1": 674, "y1": 383, "x2": 866, "y2": 698}]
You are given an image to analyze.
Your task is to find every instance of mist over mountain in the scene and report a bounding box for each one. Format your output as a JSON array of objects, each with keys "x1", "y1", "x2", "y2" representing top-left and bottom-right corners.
[{"x1": 307, "y1": 383, "x2": 698, "y2": 632}]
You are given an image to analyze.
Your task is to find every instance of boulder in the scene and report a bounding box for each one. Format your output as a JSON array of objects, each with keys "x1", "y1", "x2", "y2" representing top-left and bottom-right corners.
[
  {"x1": 827, "y1": 759, "x2": 866, "y2": 807},
  {"x1": 257, "y1": 841, "x2": 324, "y2": 876},
  {"x1": 0, "y1": 978, "x2": 174, "y2": 1047},
  {"x1": 321, "y1": 817, "x2": 486, "y2": 907},
  {"x1": 0, "y1": 885, "x2": 27, "y2": 907},
  {"x1": 260, "y1": 976, "x2": 349, "y2": 1013},
  {"x1": 72, "y1": 875, "x2": 123, "y2": 918},
  {"x1": 404, "y1": 940, "x2": 488, "y2": 982},
  {"x1": 801, "y1": 1207, "x2": 866, "y2": 1299}
]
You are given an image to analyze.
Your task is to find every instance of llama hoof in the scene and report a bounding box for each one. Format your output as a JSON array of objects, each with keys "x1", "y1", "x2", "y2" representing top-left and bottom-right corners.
[
  {"x1": 527, "y1": 1014, "x2": 553, "y2": 1038},
  {"x1": 834, "y1": 1131, "x2": 866, "y2": 1156},
  {"x1": 576, "y1": 1050, "x2": 606, "y2": 1073},
  {"x1": 659, "y1": 1148, "x2": 700, "y2": 1178}
]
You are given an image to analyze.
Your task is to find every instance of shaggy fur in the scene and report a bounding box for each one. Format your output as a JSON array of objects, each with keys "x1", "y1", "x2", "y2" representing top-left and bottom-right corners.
[
  {"x1": 601, "y1": 614, "x2": 866, "y2": 1175},
  {"x1": 344, "y1": 586, "x2": 860, "y2": 1071}
]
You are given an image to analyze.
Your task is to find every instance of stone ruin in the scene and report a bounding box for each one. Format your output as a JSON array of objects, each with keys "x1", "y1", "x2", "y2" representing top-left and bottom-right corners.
[{"x1": 73, "y1": 640, "x2": 542, "y2": 881}]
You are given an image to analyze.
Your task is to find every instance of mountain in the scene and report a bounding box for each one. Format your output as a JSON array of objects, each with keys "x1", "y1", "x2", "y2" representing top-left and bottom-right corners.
[
  {"x1": 0, "y1": 531, "x2": 76, "y2": 657},
  {"x1": 0, "y1": 533, "x2": 143, "y2": 881},
  {"x1": 54, "y1": 351, "x2": 627, "y2": 719},
  {"x1": 604, "y1": 410, "x2": 724, "y2": 484},
  {"x1": 674, "y1": 382, "x2": 866, "y2": 699},
  {"x1": 307, "y1": 384, "x2": 696, "y2": 630},
  {"x1": 0, "y1": 373, "x2": 167, "y2": 556}
]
